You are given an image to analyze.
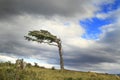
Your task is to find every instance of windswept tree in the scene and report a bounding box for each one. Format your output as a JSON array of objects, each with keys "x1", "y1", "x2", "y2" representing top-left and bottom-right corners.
[{"x1": 24, "y1": 30, "x2": 64, "y2": 70}]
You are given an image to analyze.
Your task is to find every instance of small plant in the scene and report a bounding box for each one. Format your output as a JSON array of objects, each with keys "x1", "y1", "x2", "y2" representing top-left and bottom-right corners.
[
  {"x1": 51, "y1": 66, "x2": 55, "y2": 70},
  {"x1": 34, "y1": 62, "x2": 39, "y2": 68}
]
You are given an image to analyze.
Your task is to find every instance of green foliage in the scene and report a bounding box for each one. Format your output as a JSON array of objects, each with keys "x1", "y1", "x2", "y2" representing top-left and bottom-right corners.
[
  {"x1": 25, "y1": 30, "x2": 58, "y2": 44},
  {"x1": 0, "y1": 61, "x2": 120, "y2": 80}
]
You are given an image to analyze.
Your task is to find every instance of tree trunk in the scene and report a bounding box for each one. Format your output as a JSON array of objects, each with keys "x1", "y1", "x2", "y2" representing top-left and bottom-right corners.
[{"x1": 57, "y1": 40, "x2": 64, "y2": 70}]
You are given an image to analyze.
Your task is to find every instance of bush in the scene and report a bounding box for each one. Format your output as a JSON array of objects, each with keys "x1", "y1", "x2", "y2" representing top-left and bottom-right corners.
[
  {"x1": 51, "y1": 66, "x2": 55, "y2": 70},
  {"x1": 34, "y1": 62, "x2": 39, "y2": 68}
]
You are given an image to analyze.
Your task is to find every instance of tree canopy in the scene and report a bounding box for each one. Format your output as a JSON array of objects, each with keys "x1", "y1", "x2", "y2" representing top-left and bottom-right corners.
[{"x1": 25, "y1": 30, "x2": 59, "y2": 44}]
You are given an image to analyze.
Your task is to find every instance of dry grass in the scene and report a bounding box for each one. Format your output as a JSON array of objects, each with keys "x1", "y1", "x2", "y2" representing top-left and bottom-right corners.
[{"x1": 0, "y1": 62, "x2": 120, "y2": 80}]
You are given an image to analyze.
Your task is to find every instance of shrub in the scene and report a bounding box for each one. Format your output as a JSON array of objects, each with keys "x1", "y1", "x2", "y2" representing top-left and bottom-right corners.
[
  {"x1": 34, "y1": 62, "x2": 39, "y2": 68},
  {"x1": 52, "y1": 66, "x2": 55, "y2": 70}
]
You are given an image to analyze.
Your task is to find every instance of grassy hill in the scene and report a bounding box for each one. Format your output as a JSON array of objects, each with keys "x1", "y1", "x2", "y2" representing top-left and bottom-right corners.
[{"x1": 0, "y1": 61, "x2": 120, "y2": 80}]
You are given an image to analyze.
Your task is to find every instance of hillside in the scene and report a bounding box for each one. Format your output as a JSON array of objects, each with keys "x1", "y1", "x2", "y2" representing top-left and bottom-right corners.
[{"x1": 0, "y1": 62, "x2": 120, "y2": 80}]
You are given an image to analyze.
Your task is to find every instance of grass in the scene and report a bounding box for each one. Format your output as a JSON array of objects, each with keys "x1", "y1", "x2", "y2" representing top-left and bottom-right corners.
[{"x1": 0, "y1": 62, "x2": 120, "y2": 80}]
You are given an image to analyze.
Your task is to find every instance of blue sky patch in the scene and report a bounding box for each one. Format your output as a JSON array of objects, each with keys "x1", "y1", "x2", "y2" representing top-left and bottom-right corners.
[
  {"x1": 80, "y1": 17, "x2": 113, "y2": 40},
  {"x1": 98, "y1": 0, "x2": 120, "y2": 13},
  {"x1": 80, "y1": 0, "x2": 119, "y2": 40}
]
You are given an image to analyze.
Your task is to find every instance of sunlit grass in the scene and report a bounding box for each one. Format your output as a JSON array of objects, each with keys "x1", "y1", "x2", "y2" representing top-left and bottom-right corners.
[{"x1": 0, "y1": 62, "x2": 120, "y2": 80}]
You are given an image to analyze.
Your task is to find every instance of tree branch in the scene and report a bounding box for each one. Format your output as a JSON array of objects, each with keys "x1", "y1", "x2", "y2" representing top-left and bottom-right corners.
[{"x1": 25, "y1": 36, "x2": 57, "y2": 46}]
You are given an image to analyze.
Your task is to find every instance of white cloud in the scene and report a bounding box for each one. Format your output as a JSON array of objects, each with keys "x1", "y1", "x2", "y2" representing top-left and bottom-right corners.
[
  {"x1": 96, "y1": 8, "x2": 120, "y2": 20},
  {"x1": 0, "y1": 54, "x2": 17, "y2": 63},
  {"x1": 96, "y1": 13, "x2": 109, "y2": 19}
]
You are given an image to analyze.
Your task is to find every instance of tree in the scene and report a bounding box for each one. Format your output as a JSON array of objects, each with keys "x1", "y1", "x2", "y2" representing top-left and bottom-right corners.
[{"x1": 24, "y1": 30, "x2": 64, "y2": 70}]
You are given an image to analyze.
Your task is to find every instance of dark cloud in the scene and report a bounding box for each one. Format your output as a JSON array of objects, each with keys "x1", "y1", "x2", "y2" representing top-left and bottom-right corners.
[
  {"x1": 64, "y1": 54, "x2": 116, "y2": 67},
  {"x1": 98, "y1": 24, "x2": 120, "y2": 57},
  {"x1": 0, "y1": 35, "x2": 58, "y2": 58},
  {"x1": 0, "y1": 0, "x2": 20, "y2": 19},
  {"x1": 99, "y1": 29, "x2": 120, "y2": 45},
  {"x1": 49, "y1": 47, "x2": 117, "y2": 69},
  {"x1": 0, "y1": 0, "x2": 96, "y2": 19},
  {"x1": 0, "y1": 19, "x2": 53, "y2": 57},
  {"x1": 0, "y1": 30, "x2": 58, "y2": 57}
]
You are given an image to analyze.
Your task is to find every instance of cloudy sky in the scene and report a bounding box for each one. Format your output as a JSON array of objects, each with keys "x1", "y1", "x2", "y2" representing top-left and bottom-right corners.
[{"x1": 0, "y1": 0, "x2": 120, "y2": 74}]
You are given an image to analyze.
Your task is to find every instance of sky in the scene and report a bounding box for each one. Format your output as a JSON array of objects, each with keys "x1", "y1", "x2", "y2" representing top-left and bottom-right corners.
[{"x1": 0, "y1": 0, "x2": 120, "y2": 74}]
